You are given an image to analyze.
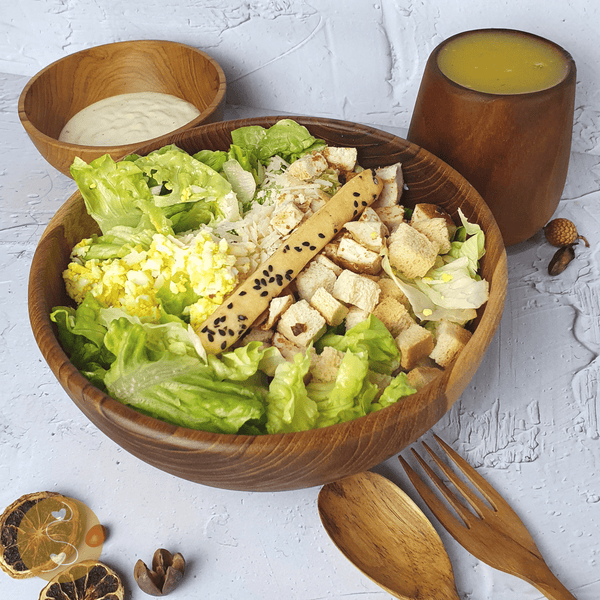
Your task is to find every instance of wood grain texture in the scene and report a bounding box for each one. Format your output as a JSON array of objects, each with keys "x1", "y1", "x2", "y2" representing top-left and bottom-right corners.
[
  {"x1": 400, "y1": 436, "x2": 577, "y2": 600},
  {"x1": 318, "y1": 471, "x2": 460, "y2": 599},
  {"x1": 18, "y1": 40, "x2": 226, "y2": 177},
  {"x1": 28, "y1": 117, "x2": 507, "y2": 492},
  {"x1": 407, "y1": 29, "x2": 576, "y2": 246}
]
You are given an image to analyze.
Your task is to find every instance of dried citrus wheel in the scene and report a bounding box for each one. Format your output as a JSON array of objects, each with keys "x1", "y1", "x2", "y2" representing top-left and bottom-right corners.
[
  {"x1": 0, "y1": 491, "x2": 84, "y2": 579},
  {"x1": 38, "y1": 560, "x2": 124, "y2": 600}
]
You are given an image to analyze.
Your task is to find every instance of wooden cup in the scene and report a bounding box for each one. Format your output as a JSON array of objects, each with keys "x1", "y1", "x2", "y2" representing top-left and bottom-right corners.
[{"x1": 407, "y1": 29, "x2": 576, "y2": 246}]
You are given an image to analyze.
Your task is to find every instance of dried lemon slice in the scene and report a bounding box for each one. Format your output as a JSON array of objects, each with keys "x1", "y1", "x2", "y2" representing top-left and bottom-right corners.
[
  {"x1": 0, "y1": 491, "x2": 84, "y2": 579},
  {"x1": 38, "y1": 560, "x2": 124, "y2": 600}
]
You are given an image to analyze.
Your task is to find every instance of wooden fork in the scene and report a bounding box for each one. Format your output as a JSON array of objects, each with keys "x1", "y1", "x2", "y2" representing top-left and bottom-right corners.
[{"x1": 399, "y1": 434, "x2": 577, "y2": 600}]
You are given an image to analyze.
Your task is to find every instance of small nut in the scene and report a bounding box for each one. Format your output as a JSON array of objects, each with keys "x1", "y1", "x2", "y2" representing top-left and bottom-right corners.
[
  {"x1": 134, "y1": 549, "x2": 185, "y2": 596},
  {"x1": 548, "y1": 244, "x2": 576, "y2": 276},
  {"x1": 544, "y1": 218, "x2": 589, "y2": 248}
]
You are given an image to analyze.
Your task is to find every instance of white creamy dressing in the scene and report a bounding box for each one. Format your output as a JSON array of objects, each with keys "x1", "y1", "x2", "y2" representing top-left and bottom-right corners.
[{"x1": 59, "y1": 91, "x2": 201, "y2": 146}]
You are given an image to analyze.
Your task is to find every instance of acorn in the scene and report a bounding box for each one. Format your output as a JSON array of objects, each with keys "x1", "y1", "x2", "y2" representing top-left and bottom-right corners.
[{"x1": 544, "y1": 218, "x2": 589, "y2": 248}]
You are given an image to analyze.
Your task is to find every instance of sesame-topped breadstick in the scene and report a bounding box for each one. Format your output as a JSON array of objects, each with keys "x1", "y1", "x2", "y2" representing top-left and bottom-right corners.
[{"x1": 196, "y1": 168, "x2": 384, "y2": 355}]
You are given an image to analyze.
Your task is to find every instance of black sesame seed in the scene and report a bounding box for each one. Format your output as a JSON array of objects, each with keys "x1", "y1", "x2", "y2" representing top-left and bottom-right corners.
[
  {"x1": 254, "y1": 278, "x2": 260, "y2": 285},
  {"x1": 285, "y1": 273, "x2": 292, "y2": 281},
  {"x1": 219, "y1": 329, "x2": 226, "y2": 336},
  {"x1": 354, "y1": 200, "x2": 359, "y2": 207},
  {"x1": 239, "y1": 291, "x2": 246, "y2": 296},
  {"x1": 353, "y1": 210, "x2": 358, "y2": 217},
  {"x1": 260, "y1": 291, "x2": 269, "y2": 297},
  {"x1": 276, "y1": 275, "x2": 283, "y2": 285},
  {"x1": 309, "y1": 245, "x2": 316, "y2": 251},
  {"x1": 318, "y1": 233, "x2": 326, "y2": 239},
  {"x1": 283, "y1": 247, "x2": 287, "y2": 253},
  {"x1": 334, "y1": 228, "x2": 338, "y2": 233},
  {"x1": 208, "y1": 334, "x2": 214, "y2": 343},
  {"x1": 294, "y1": 246, "x2": 302, "y2": 252},
  {"x1": 240, "y1": 323, "x2": 247, "y2": 330},
  {"x1": 228, "y1": 329, "x2": 234, "y2": 336},
  {"x1": 261, "y1": 278, "x2": 267, "y2": 286},
  {"x1": 207, "y1": 328, "x2": 215, "y2": 335},
  {"x1": 253, "y1": 285, "x2": 261, "y2": 290},
  {"x1": 201, "y1": 326, "x2": 208, "y2": 333},
  {"x1": 362, "y1": 200, "x2": 368, "y2": 206},
  {"x1": 286, "y1": 269, "x2": 293, "y2": 274},
  {"x1": 268, "y1": 265, "x2": 273, "y2": 272},
  {"x1": 284, "y1": 244, "x2": 290, "y2": 250},
  {"x1": 302, "y1": 241, "x2": 310, "y2": 247},
  {"x1": 353, "y1": 191, "x2": 360, "y2": 197},
  {"x1": 238, "y1": 315, "x2": 247, "y2": 321},
  {"x1": 263, "y1": 269, "x2": 269, "y2": 277},
  {"x1": 227, "y1": 302, "x2": 233, "y2": 309},
  {"x1": 221, "y1": 341, "x2": 227, "y2": 350},
  {"x1": 269, "y1": 276, "x2": 275, "y2": 283}
]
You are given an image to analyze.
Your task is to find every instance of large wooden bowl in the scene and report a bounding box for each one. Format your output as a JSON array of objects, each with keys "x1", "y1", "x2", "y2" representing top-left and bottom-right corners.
[
  {"x1": 18, "y1": 40, "x2": 226, "y2": 178},
  {"x1": 28, "y1": 117, "x2": 507, "y2": 492}
]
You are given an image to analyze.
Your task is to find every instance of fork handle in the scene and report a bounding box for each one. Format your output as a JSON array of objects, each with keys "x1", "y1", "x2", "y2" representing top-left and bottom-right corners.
[{"x1": 528, "y1": 561, "x2": 577, "y2": 600}]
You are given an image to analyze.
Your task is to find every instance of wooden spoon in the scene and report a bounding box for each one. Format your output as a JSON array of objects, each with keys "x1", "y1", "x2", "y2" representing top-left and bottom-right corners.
[{"x1": 318, "y1": 470, "x2": 460, "y2": 600}]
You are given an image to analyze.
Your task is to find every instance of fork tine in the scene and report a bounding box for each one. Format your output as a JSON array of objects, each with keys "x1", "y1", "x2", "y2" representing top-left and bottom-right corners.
[
  {"x1": 431, "y1": 434, "x2": 510, "y2": 512},
  {"x1": 420, "y1": 440, "x2": 489, "y2": 518},
  {"x1": 408, "y1": 447, "x2": 480, "y2": 526},
  {"x1": 398, "y1": 455, "x2": 475, "y2": 537}
]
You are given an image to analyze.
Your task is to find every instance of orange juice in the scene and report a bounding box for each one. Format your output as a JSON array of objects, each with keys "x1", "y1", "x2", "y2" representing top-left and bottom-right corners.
[{"x1": 437, "y1": 30, "x2": 569, "y2": 94}]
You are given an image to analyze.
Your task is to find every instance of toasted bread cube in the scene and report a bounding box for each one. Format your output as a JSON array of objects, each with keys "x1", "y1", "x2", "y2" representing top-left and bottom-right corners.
[
  {"x1": 287, "y1": 151, "x2": 328, "y2": 180},
  {"x1": 429, "y1": 319, "x2": 473, "y2": 367},
  {"x1": 377, "y1": 277, "x2": 410, "y2": 308},
  {"x1": 276, "y1": 299, "x2": 327, "y2": 348},
  {"x1": 407, "y1": 365, "x2": 443, "y2": 390},
  {"x1": 372, "y1": 296, "x2": 415, "y2": 337},
  {"x1": 312, "y1": 253, "x2": 343, "y2": 276},
  {"x1": 272, "y1": 331, "x2": 304, "y2": 361},
  {"x1": 271, "y1": 202, "x2": 305, "y2": 235},
  {"x1": 336, "y1": 236, "x2": 382, "y2": 275},
  {"x1": 309, "y1": 287, "x2": 349, "y2": 326},
  {"x1": 388, "y1": 222, "x2": 439, "y2": 279},
  {"x1": 240, "y1": 328, "x2": 274, "y2": 347},
  {"x1": 309, "y1": 346, "x2": 344, "y2": 382},
  {"x1": 375, "y1": 205, "x2": 406, "y2": 233},
  {"x1": 411, "y1": 203, "x2": 457, "y2": 234},
  {"x1": 260, "y1": 294, "x2": 295, "y2": 330},
  {"x1": 323, "y1": 146, "x2": 358, "y2": 172},
  {"x1": 412, "y1": 217, "x2": 452, "y2": 255},
  {"x1": 372, "y1": 163, "x2": 404, "y2": 208},
  {"x1": 344, "y1": 219, "x2": 388, "y2": 253},
  {"x1": 344, "y1": 306, "x2": 371, "y2": 331},
  {"x1": 332, "y1": 269, "x2": 381, "y2": 313},
  {"x1": 296, "y1": 262, "x2": 337, "y2": 301},
  {"x1": 395, "y1": 323, "x2": 435, "y2": 370}
]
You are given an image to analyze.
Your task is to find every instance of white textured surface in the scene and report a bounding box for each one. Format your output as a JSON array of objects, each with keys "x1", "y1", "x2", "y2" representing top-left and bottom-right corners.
[{"x1": 2, "y1": 2, "x2": 600, "y2": 598}]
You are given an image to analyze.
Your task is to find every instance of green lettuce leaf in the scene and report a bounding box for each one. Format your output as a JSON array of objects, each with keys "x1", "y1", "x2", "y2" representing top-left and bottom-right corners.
[
  {"x1": 317, "y1": 314, "x2": 401, "y2": 375},
  {"x1": 370, "y1": 372, "x2": 416, "y2": 412},
  {"x1": 265, "y1": 350, "x2": 318, "y2": 434},
  {"x1": 103, "y1": 317, "x2": 265, "y2": 434}
]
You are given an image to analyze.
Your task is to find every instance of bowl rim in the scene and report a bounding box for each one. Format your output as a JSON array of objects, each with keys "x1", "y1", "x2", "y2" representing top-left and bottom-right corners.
[
  {"x1": 17, "y1": 39, "x2": 227, "y2": 154},
  {"x1": 28, "y1": 115, "x2": 507, "y2": 453}
]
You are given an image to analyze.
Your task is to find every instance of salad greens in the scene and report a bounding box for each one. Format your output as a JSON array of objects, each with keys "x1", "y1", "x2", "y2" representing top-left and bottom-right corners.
[{"x1": 51, "y1": 119, "x2": 486, "y2": 435}]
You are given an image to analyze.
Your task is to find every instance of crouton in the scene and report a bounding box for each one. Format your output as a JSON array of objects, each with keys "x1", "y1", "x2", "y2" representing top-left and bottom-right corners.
[
  {"x1": 271, "y1": 202, "x2": 305, "y2": 235},
  {"x1": 388, "y1": 222, "x2": 439, "y2": 279},
  {"x1": 407, "y1": 365, "x2": 443, "y2": 390},
  {"x1": 277, "y1": 299, "x2": 327, "y2": 347},
  {"x1": 375, "y1": 205, "x2": 406, "y2": 233},
  {"x1": 332, "y1": 269, "x2": 381, "y2": 313},
  {"x1": 309, "y1": 287, "x2": 349, "y2": 326},
  {"x1": 272, "y1": 331, "x2": 304, "y2": 361},
  {"x1": 372, "y1": 296, "x2": 415, "y2": 337},
  {"x1": 412, "y1": 217, "x2": 452, "y2": 255},
  {"x1": 239, "y1": 328, "x2": 274, "y2": 347},
  {"x1": 429, "y1": 319, "x2": 473, "y2": 368},
  {"x1": 312, "y1": 253, "x2": 343, "y2": 276},
  {"x1": 309, "y1": 346, "x2": 344, "y2": 382},
  {"x1": 395, "y1": 323, "x2": 435, "y2": 370},
  {"x1": 344, "y1": 218, "x2": 388, "y2": 253},
  {"x1": 410, "y1": 203, "x2": 457, "y2": 236},
  {"x1": 260, "y1": 294, "x2": 295, "y2": 330},
  {"x1": 336, "y1": 236, "x2": 382, "y2": 275},
  {"x1": 345, "y1": 306, "x2": 371, "y2": 331},
  {"x1": 372, "y1": 163, "x2": 404, "y2": 208},
  {"x1": 286, "y1": 151, "x2": 328, "y2": 180},
  {"x1": 296, "y1": 262, "x2": 337, "y2": 301},
  {"x1": 323, "y1": 146, "x2": 358, "y2": 172},
  {"x1": 377, "y1": 277, "x2": 410, "y2": 307}
]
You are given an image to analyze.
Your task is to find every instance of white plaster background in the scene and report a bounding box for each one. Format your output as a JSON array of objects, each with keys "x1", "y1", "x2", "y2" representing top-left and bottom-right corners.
[{"x1": 1, "y1": 1, "x2": 600, "y2": 599}]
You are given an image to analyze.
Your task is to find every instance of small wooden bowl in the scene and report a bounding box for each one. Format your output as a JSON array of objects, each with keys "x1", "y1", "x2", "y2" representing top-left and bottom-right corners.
[
  {"x1": 28, "y1": 117, "x2": 507, "y2": 492},
  {"x1": 18, "y1": 40, "x2": 226, "y2": 178}
]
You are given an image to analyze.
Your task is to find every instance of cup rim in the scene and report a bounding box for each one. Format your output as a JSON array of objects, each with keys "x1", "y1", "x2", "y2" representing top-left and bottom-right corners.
[{"x1": 430, "y1": 27, "x2": 576, "y2": 98}]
